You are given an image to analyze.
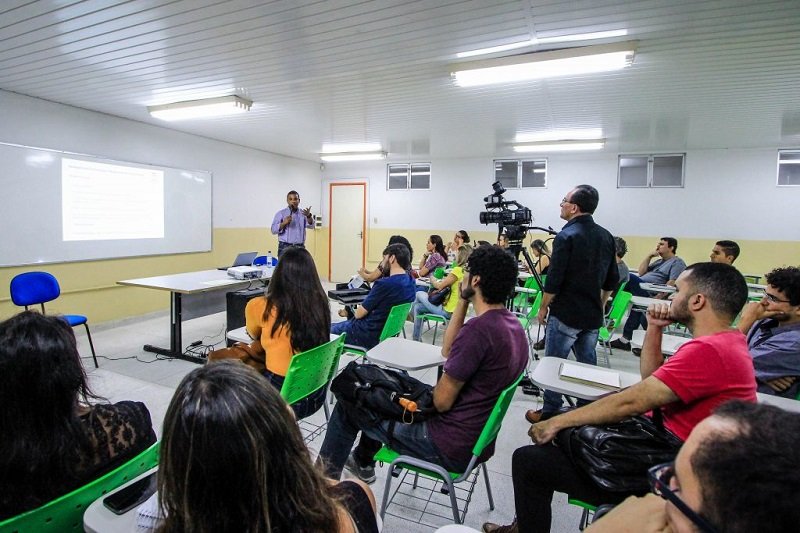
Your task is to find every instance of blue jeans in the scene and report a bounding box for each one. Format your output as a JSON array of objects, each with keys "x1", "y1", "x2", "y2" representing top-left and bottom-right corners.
[
  {"x1": 330, "y1": 320, "x2": 376, "y2": 350},
  {"x1": 622, "y1": 275, "x2": 649, "y2": 340},
  {"x1": 542, "y1": 315, "x2": 599, "y2": 414},
  {"x1": 318, "y1": 401, "x2": 463, "y2": 479},
  {"x1": 412, "y1": 291, "x2": 451, "y2": 341},
  {"x1": 262, "y1": 369, "x2": 325, "y2": 420},
  {"x1": 277, "y1": 241, "x2": 305, "y2": 258}
]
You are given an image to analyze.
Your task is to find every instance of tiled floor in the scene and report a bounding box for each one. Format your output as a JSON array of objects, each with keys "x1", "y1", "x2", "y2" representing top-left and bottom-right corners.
[{"x1": 76, "y1": 287, "x2": 643, "y2": 533}]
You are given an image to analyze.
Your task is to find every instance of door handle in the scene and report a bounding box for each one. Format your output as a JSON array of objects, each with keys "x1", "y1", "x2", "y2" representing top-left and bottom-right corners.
[{"x1": 357, "y1": 232, "x2": 363, "y2": 239}]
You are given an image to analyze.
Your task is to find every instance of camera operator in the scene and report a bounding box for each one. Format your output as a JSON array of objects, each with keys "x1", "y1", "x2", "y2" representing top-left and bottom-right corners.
[{"x1": 526, "y1": 184, "x2": 618, "y2": 423}]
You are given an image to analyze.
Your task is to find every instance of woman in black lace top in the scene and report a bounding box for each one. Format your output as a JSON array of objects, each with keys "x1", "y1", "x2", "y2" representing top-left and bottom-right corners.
[{"x1": 0, "y1": 311, "x2": 156, "y2": 519}]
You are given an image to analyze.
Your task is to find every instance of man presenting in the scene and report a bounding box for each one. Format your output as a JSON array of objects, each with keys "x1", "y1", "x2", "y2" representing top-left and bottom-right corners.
[
  {"x1": 737, "y1": 266, "x2": 800, "y2": 398},
  {"x1": 527, "y1": 184, "x2": 618, "y2": 422},
  {"x1": 271, "y1": 190, "x2": 314, "y2": 257},
  {"x1": 320, "y1": 245, "x2": 527, "y2": 484}
]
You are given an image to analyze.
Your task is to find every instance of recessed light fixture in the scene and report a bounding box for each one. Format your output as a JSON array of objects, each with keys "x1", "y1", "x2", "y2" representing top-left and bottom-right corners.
[
  {"x1": 319, "y1": 151, "x2": 387, "y2": 162},
  {"x1": 513, "y1": 140, "x2": 605, "y2": 152},
  {"x1": 451, "y1": 41, "x2": 636, "y2": 87},
  {"x1": 148, "y1": 95, "x2": 252, "y2": 121}
]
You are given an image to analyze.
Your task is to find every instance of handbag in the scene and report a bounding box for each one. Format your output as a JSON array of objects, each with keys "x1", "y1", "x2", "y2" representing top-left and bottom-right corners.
[
  {"x1": 555, "y1": 411, "x2": 682, "y2": 493},
  {"x1": 428, "y1": 285, "x2": 451, "y2": 306},
  {"x1": 207, "y1": 340, "x2": 266, "y2": 372}
]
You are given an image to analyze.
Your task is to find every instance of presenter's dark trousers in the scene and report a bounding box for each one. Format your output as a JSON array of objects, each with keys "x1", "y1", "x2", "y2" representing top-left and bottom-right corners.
[
  {"x1": 512, "y1": 444, "x2": 628, "y2": 533},
  {"x1": 277, "y1": 241, "x2": 305, "y2": 258}
]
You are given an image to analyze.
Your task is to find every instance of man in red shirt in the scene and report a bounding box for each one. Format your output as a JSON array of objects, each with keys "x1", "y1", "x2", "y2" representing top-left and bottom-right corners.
[{"x1": 484, "y1": 262, "x2": 756, "y2": 533}]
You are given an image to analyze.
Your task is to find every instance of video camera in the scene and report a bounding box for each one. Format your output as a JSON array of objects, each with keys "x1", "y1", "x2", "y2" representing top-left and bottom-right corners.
[{"x1": 479, "y1": 181, "x2": 532, "y2": 242}]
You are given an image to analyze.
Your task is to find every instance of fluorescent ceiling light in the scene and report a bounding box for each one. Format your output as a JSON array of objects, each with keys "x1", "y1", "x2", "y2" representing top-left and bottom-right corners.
[
  {"x1": 514, "y1": 140, "x2": 605, "y2": 153},
  {"x1": 452, "y1": 41, "x2": 636, "y2": 87},
  {"x1": 319, "y1": 151, "x2": 387, "y2": 162},
  {"x1": 516, "y1": 129, "x2": 604, "y2": 143},
  {"x1": 322, "y1": 142, "x2": 382, "y2": 153},
  {"x1": 456, "y1": 30, "x2": 628, "y2": 58},
  {"x1": 148, "y1": 95, "x2": 252, "y2": 120}
]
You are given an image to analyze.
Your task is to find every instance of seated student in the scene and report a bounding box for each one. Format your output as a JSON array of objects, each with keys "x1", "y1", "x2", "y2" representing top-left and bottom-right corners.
[
  {"x1": 416, "y1": 234, "x2": 447, "y2": 278},
  {"x1": 243, "y1": 246, "x2": 331, "y2": 419},
  {"x1": 358, "y1": 235, "x2": 413, "y2": 283},
  {"x1": 614, "y1": 236, "x2": 630, "y2": 288},
  {"x1": 524, "y1": 239, "x2": 550, "y2": 275},
  {"x1": 331, "y1": 243, "x2": 416, "y2": 350},
  {"x1": 319, "y1": 245, "x2": 527, "y2": 484},
  {"x1": 737, "y1": 266, "x2": 800, "y2": 398},
  {"x1": 587, "y1": 401, "x2": 800, "y2": 533},
  {"x1": 709, "y1": 239, "x2": 740, "y2": 265},
  {"x1": 484, "y1": 262, "x2": 756, "y2": 533},
  {"x1": 446, "y1": 230, "x2": 471, "y2": 260},
  {"x1": 411, "y1": 244, "x2": 473, "y2": 341},
  {"x1": 158, "y1": 362, "x2": 378, "y2": 532},
  {"x1": 0, "y1": 311, "x2": 156, "y2": 519}
]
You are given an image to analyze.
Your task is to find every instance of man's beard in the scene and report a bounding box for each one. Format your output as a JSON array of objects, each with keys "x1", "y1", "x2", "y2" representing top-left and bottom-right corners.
[
  {"x1": 668, "y1": 299, "x2": 693, "y2": 330},
  {"x1": 380, "y1": 262, "x2": 391, "y2": 277}
]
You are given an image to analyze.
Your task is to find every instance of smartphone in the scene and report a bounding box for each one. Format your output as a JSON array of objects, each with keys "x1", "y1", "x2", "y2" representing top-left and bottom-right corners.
[{"x1": 102, "y1": 471, "x2": 157, "y2": 515}]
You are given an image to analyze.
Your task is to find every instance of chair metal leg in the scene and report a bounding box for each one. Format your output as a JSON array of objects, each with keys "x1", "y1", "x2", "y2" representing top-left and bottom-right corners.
[
  {"x1": 379, "y1": 467, "x2": 395, "y2": 519},
  {"x1": 482, "y1": 464, "x2": 495, "y2": 510},
  {"x1": 84, "y1": 323, "x2": 98, "y2": 368},
  {"x1": 432, "y1": 322, "x2": 438, "y2": 345},
  {"x1": 444, "y1": 477, "x2": 460, "y2": 523}
]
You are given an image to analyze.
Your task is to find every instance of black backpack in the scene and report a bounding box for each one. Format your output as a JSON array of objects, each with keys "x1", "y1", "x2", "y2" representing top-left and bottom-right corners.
[{"x1": 330, "y1": 361, "x2": 435, "y2": 425}]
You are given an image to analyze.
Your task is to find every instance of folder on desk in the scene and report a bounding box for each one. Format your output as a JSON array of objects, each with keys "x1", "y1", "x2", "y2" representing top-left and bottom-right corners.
[{"x1": 558, "y1": 362, "x2": 621, "y2": 391}]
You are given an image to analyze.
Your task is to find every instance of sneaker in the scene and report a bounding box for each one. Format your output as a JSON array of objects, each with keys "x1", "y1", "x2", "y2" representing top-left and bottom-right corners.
[
  {"x1": 345, "y1": 453, "x2": 376, "y2": 484},
  {"x1": 482, "y1": 518, "x2": 518, "y2": 533},
  {"x1": 631, "y1": 348, "x2": 642, "y2": 357},
  {"x1": 609, "y1": 338, "x2": 631, "y2": 351}
]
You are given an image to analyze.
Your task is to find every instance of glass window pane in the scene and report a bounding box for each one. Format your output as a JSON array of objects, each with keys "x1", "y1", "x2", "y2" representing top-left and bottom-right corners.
[
  {"x1": 652, "y1": 155, "x2": 684, "y2": 187},
  {"x1": 410, "y1": 163, "x2": 431, "y2": 189},
  {"x1": 618, "y1": 156, "x2": 648, "y2": 187},
  {"x1": 521, "y1": 160, "x2": 546, "y2": 188},
  {"x1": 387, "y1": 164, "x2": 408, "y2": 190},
  {"x1": 778, "y1": 160, "x2": 800, "y2": 185},
  {"x1": 779, "y1": 150, "x2": 800, "y2": 163},
  {"x1": 494, "y1": 160, "x2": 518, "y2": 189}
]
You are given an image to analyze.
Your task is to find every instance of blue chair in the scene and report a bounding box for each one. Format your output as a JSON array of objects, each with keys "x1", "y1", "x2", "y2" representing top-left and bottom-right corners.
[
  {"x1": 253, "y1": 255, "x2": 277, "y2": 267},
  {"x1": 10, "y1": 272, "x2": 98, "y2": 368}
]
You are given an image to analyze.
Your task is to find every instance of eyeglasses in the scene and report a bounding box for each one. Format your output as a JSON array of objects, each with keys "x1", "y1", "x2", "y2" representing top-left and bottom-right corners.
[
  {"x1": 560, "y1": 197, "x2": 573, "y2": 205},
  {"x1": 764, "y1": 292, "x2": 792, "y2": 304},
  {"x1": 648, "y1": 462, "x2": 717, "y2": 533}
]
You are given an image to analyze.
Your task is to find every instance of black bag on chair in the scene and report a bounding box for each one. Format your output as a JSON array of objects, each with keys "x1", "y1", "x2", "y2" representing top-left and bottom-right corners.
[
  {"x1": 555, "y1": 411, "x2": 682, "y2": 493},
  {"x1": 427, "y1": 286, "x2": 451, "y2": 306}
]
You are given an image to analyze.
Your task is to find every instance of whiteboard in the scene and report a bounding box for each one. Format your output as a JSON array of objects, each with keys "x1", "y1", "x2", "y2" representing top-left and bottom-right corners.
[{"x1": 0, "y1": 142, "x2": 212, "y2": 266}]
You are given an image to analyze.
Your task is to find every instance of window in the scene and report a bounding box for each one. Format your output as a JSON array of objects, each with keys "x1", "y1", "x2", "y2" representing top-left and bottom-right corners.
[
  {"x1": 387, "y1": 163, "x2": 431, "y2": 190},
  {"x1": 494, "y1": 159, "x2": 547, "y2": 188},
  {"x1": 618, "y1": 154, "x2": 684, "y2": 188},
  {"x1": 778, "y1": 150, "x2": 800, "y2": 186}
]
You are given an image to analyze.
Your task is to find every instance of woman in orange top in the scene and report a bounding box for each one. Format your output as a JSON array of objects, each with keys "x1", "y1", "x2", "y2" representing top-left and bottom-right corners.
[{"x1": 245, "y1": 246, "x2": 331, "y2": 419}]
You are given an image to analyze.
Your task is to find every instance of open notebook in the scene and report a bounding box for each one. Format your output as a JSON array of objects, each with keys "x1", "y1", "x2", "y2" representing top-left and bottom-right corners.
[{"x1": 558, "y1": 362, "x2": 621, "y2": 391}]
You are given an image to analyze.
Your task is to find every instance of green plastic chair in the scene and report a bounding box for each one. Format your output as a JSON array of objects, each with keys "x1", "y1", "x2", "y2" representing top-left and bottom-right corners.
[
  {"x1": 0, "y1": 441, "x2": 159, "y2": 532},
  {"x1": 418, "y1": 313, "x2": 448, "y2": 344},
  {"x1": 374, "y1": 373, "x2": 524, "y2": 524},
  {"x1": 512, "y1": 275, "x2": 545, "y2": 313},
  {"x1": 281, "y1": 334, "x2": 346, "y2": 425},
  {"x1": 514, "y1": 292, "x2": 544, "y2": 348},
  {"x1": 343, "y1": 302, "x2": 412, "y2": 358},
  {"x1": 598, "y1": 290, "x2": 633, "y2": 366}
]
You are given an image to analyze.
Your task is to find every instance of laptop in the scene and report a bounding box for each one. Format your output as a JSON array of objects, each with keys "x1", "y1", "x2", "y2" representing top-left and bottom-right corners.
[{"x1": 217, "y1": 251, "x2": 258, "y2": 270}]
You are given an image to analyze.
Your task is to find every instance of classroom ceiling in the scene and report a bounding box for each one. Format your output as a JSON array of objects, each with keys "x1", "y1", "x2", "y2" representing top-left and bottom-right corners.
[{"x1": 1, "y1": 0, "x2": 800, "y2": 162}]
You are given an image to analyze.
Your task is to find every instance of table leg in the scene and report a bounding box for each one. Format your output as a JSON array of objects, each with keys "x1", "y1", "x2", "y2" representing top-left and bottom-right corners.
[{"x1": 143, "y1": 292, "x2": 203, "y2": 363}]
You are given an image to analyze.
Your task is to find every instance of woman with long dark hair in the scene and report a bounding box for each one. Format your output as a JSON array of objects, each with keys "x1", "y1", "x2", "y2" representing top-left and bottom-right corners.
[
  {"x1": 0, "y1": 311, "x2": 155, "y2": 519},
  {"x1": 158, "y1": 362, "x2": 377, "y2": 533},
  {"x1": 244, "y1": 246, "x2": 331, "y2": 418},
  {"x1": 416, "y1": 234, "x2": 447, "y2": 277}
]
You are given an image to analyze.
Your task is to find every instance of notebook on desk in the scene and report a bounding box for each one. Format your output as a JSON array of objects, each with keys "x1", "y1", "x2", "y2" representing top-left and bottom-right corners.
[
  {"x1": 558, "y1": 362, "x2": 621, "y2": 391},
  {"x1": 217, "y1": 251, "x2": 258, "y2": 270}
]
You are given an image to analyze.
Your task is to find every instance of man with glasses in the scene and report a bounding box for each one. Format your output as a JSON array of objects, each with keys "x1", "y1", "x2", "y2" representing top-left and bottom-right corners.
[
  {"x1": 737, "y1": 266, "x2": 800, "y2": 398},
  {"x1": 524, "y1": 185, "x2": 619, "y2": 423},
  {"x1": 587, "y1": 401, "x2": 800, "y2": 533},
  {"x1": 484, "y1": 262, "x2": 756, "y2": 533}
]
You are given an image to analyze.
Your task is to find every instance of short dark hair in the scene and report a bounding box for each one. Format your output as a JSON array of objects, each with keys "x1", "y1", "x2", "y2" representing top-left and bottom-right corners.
[
  {"x1": 661, "y1": 236, "x2": 678, "y2": 253},
  {"x1": 613, "y1": 236, "x2": 627, "y2": 258},
  {"x1": 715, "y1": 240, "x2": 740, "y2": 262},
  {"x1": 457, "y1": 230, "x2": 471, "y2": 243},
  {"x1": 683, "y1": 262, "x2": 747, "y2": 320},
  {"x1": 765, "y1": 266, "x2": 800, "y2": 306},
  {"x1": 692, "y1": 401, "x2": 800, "y2": 533},
  {"x1": 383, "y1": 242, "x2": 411, "y2": 270},
  {"x1": 388, "y1": 235, "x2": 413, "y2": 263},
  {"x1": 287, "y1": 190, "x2": 299, "y2": 198},
  {"x1": 570, "y1": 184, "x2": 599, "y2": 214},
  {"x1": 465, "y1": 245, "x2": 518, "y2": 304}
]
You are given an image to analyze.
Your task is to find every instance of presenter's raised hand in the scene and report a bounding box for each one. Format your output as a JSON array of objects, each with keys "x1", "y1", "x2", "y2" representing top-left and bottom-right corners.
[{"x1": 302, "y1": 206, "x2": 313, "y2": 218}]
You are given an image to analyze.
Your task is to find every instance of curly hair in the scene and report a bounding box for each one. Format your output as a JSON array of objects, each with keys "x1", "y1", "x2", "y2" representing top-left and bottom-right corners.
[
  {"x1": 465, "y1": 245, "x2": 518, "y2": 304},
  {"x1": 765, "y1": 266, "x2": 800, "y2": 305}
]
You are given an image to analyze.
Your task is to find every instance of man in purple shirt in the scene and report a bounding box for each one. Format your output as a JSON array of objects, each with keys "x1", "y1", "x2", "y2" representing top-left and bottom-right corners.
[
  {"x1": 270, "y1": 190, "x2": 314, "y2": 257},
  {"x1": 318, "y1": 245, "x2": 528, "y2": 483}
]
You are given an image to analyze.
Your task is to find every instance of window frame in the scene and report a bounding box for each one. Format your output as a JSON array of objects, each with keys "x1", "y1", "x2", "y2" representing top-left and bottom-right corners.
[
  {"x1": 493, "y1": 158, "x2": 548, "y2": 189},
  {"x1": 777, "y1": 149, "x2": 800, "y2": 187},
  {"x1": 386, "y1": 162, "x2": 431, "y2": 191},
  {"x1": 617, "y1": 153, "x2": 685, "y2": 188}
]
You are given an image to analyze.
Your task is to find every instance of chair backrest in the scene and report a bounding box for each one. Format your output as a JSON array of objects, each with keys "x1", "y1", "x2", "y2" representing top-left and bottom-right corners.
[
  {"x1": 0, "y1": 441, "x2": 160, "y2": 532},
  {"x1": 606, "y1": 291, "x2": 633, "y2": 327},
  {"x1": 280, "y1": 335, "x2": 345, "y2": 406},
  {"x1": 525, "y1": 292, "x2": 544, "y2": 321},
  {"x1": 471, "y1": 373, "x2": 525, "y2": 458},
  {"x1": 432, "y1": 266, "x2": 445, "y2": 279},
  {"x1": 378, "y1": 302, "x2": 413, "y2": 342},
  {"x1": 9, "y1": 272, "x2": 61, "y2": 309},
  {"x1": 525, "y1": 274, "x2": 546, "y2": 292},
  {"x1": 253, "y1": 255, "x2": 267, "y2": 265}
]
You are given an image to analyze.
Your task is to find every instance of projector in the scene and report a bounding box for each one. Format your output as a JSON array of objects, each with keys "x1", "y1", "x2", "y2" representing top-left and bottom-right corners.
[{"x1": 227, "y1": 266, "x2": 264, "y2": 280}]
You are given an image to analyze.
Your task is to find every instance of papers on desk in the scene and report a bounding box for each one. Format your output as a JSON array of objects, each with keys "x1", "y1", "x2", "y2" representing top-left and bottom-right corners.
[
  {"x1": 558, "y1": 362, "x2": 621, "y2": 391},
  {"x1": 136, "y1": 492, "x2": 163, "y2": 531}
]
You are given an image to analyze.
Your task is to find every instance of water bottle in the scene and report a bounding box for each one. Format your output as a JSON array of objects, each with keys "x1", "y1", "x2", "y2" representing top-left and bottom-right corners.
[{"x1": 266, "y1": 250, "x2": 273, "y2": 267}]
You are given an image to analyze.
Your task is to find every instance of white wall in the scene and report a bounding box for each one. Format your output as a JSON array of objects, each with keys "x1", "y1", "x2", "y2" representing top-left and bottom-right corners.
[
  {"x1": 0, "y1": 90, "x2": 321, "y2": 231},
  {"x1": 322, "y1": 149, "x2": 800, "y2": 241}
]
